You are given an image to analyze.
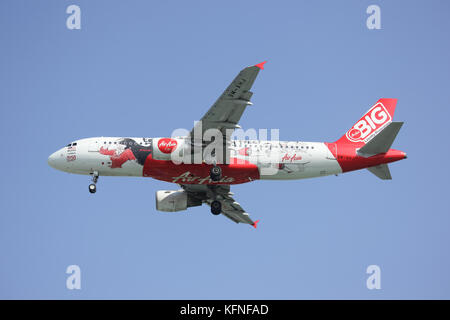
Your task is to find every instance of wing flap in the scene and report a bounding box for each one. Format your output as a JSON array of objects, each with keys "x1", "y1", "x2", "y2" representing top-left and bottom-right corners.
[
  {"x1": 182, "y1": 184, "x2": 257, "y2": 226},
  {"x1": 190, "y1": 62, "x2": 264, "y2": 140},
  {"x1": 219, "y1": 198, "x2": 255, "y2": 225}
]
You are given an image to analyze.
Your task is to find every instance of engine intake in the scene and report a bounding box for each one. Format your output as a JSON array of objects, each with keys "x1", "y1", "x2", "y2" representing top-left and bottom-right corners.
[
  {"x1": 155, "y1": 190, "x2": 188, "y2": 212},
  {"x1": 155, "y1": 189, "x2": 203, "y2": 212}
]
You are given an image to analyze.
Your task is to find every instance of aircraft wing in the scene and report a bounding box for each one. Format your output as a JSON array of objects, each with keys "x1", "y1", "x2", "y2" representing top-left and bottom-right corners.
[
  {"x1": 189, "y1": 62, "x2": 266, "y2": 145},
  {"x1": 181, "y1": 184, "x2": 259, "y2": 228}
]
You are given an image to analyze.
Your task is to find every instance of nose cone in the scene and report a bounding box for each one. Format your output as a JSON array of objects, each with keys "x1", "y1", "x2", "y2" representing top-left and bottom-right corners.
[
  {"x1": 48, "y1": 151, "x2": 59, "y2": 169},
  {"x1": 48, "y1": 149, "x2": 66, "y2": 170}
]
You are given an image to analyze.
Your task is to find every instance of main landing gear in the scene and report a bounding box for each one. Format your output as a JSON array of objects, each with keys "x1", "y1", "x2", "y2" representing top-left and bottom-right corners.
[
  {"x1": 210, "y1": 200, "x2": 222, "y2": 215},
  {"x1": 210, "y1": 165, "x2": 222, "y2": 182},
  {"x1": 89, "y1": 171, "x2": 99, "y2": 194}
]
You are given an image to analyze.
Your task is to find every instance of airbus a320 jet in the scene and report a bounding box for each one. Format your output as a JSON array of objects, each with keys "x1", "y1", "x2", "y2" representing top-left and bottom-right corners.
[{"x1": 48, "y1": 62, "x2": 406, "y2": 227}]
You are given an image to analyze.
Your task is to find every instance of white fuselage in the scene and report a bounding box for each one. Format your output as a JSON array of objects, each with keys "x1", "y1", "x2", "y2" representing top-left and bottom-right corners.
[{"x1": 48, "y1": 137, "x2": 343, "y2": 183}]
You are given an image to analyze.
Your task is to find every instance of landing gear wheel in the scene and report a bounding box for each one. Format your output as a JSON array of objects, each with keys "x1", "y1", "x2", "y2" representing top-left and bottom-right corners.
[
  {"x1": 211, "y1": 200, "x2": 222, "y2": 215},
  {"x1": 210, "y1": 166, "x2": 222, "y2": 182},
  {"x1": 89, "y1": 184, "x2": 96, "y2": 194}
]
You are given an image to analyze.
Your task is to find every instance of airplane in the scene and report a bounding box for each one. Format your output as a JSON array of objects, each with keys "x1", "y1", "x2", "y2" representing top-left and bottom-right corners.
[{"x1": 48, "y1": 61, "x2": 406, "y2": 228}]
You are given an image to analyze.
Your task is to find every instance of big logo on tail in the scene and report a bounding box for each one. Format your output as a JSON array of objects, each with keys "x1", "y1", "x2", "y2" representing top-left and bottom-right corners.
[{"x1": 345, "y1": 102, "x2": 392, "y2": 143}]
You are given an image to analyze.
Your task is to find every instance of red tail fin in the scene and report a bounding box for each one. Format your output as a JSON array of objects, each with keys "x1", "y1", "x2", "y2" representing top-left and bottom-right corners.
[{"x1": 335, "y1": 98, "x2": 397, "y2": 147}]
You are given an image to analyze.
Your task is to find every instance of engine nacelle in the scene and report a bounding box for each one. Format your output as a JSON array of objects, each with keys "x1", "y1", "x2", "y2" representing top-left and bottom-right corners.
[{"x1": 155, "y1": 190, "x2": 188, "y2": 212}]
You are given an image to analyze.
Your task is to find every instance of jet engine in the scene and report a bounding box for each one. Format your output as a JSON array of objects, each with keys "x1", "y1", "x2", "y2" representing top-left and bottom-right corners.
[
  {"x1": 156, "y1": 190, "x2": 187, "y2": 212},
  {"x1": 155, "y1": 190, "x2": 202, "y2": 212}
]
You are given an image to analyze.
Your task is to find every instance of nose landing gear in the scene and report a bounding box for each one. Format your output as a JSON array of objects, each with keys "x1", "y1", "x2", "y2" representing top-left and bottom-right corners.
[{"x1": 89, "y1": 171, "x2": 99, "y2": 194}]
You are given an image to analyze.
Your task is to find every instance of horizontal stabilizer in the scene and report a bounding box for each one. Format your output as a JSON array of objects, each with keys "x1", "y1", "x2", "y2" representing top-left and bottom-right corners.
[
  {"x1": 367, "y1": 164, "x2": 392, "y2": 180},
  {"x1": 358, "y1": 122, "x2": 404, "y2": 156}
]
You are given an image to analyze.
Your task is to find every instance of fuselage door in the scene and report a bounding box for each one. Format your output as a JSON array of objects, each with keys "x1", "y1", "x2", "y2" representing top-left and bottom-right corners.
[{"x1": 88, "y1": 140, "x2": 100, "y2": 152}]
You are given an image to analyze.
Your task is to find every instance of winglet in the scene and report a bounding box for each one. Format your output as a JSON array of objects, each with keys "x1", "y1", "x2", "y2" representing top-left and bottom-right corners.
[
  {"x1": 252, "y1": 220, "x2": 260, "y2": 229},
  {"x1": 254, "y1": 61, "x2": 267, "y2": 70}
]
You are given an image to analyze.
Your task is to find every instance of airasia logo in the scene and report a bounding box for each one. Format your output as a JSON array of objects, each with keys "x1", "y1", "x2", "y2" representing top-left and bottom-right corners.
[
  {"x1": 348, "y1": 128, "x2": 362, "y2": 140},
  {"x1": 158, "y1": 138, "x2": 178, "y2": 154},
  {"x1": 171, "y1": 171, "x2": 234, "y2": 184},
  {"x1": 346, "y1": 102, "x2": 391, "y2": 142}
]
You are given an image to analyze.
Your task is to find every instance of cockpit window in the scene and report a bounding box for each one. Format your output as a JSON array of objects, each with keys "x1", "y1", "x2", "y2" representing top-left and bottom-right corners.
[
  {"x1": 67, "y1": 143, "x2": 72, "y2": 147},
  {"x1": 72, "y1": 142, "x2": 77, "y2": 146}
]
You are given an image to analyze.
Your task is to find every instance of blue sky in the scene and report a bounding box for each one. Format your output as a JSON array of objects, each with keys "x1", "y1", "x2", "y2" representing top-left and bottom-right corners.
[{"x1": 1, "y1": 0, "x2": 449, "y2": 299}]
